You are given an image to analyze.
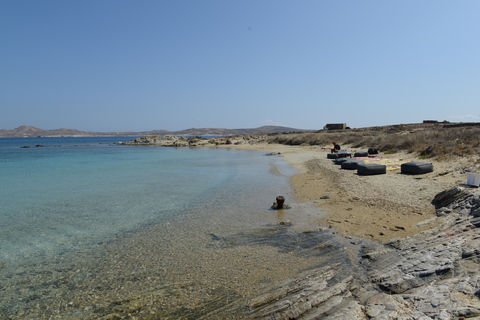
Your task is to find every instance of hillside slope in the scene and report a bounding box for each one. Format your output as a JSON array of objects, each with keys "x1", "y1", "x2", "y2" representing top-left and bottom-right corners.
[{"x1": 0, "y1": 125, "x2": 309, "y2": 138}]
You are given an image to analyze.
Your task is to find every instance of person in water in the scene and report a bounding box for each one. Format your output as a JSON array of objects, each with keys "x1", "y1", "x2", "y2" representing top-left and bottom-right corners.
[
  {"x1": 331, "y1": 142, "x2": 341, "y2": 153},
  {"x1": 271, "y1": 196, "x2": 292, "y2": 209}
]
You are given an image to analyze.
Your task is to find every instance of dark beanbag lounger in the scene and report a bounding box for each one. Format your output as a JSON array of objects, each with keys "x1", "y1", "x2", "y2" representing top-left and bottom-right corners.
[
  {"x1": 334, "y1": 158, "x2": 350, "y2": 165},
  {"x1": 341, "y1": 160, "x2": 364, "y2": 170},
  {"x1": 357, "y1": 163, "x2": 387, "y2": 175},
  {"x1": 401, "y1": 161, "x2": 433, "y2": 174},
  {"x1": 327, "y1": 153, "x2": 339, "y2": 159},
  {"x1": 354, "y1": 152, "x2": 369, "y2": 157}
]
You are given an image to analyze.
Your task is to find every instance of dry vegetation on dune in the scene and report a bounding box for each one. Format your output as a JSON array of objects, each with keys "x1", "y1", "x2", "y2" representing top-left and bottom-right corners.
[{"x1": 266, "y1": 123, "x2": 480, "y2": 159}]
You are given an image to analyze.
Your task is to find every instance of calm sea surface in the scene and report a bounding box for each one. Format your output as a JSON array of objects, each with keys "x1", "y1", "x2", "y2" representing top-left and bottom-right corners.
[
  {"x1": 0, "y1": 137, "x2": 290, "y2": 266},
  {"x1": 0, "y1": 137, "x2": 342, "y2": 319}
]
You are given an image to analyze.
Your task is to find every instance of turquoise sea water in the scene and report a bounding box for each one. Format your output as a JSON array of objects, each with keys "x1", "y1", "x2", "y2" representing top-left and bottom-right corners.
[
  {"x1": 1, "y1": 137, "x2": 340, "y2": 318},
  {"x1": 0, "y1": 137, "x2": 295, "y2": 269}
]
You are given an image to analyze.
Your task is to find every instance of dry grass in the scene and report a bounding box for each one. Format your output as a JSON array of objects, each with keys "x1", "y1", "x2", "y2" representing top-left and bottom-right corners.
[{"x1": 265, "y1": 124, "x2": 480, "y2": 160}]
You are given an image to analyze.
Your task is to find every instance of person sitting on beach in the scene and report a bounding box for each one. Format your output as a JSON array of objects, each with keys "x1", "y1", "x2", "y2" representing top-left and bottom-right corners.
[{"x1": 331, "y1": 142, "x2": 341, "y2": 153}]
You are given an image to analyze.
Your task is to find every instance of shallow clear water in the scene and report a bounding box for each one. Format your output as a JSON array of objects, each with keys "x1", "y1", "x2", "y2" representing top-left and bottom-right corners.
[
  {"x1": 0, "y1": 137, "x2": 292, "y2": 267},
  {"x1": 0, "y1": 137, "x2": 350, "y2": 319}
]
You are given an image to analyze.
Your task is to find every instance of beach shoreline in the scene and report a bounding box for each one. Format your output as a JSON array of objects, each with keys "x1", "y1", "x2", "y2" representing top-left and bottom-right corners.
[
  {"x1": 4, "y1": 137, "x2": 480, "y2": 319},
  {"x1": 218, "y1": 143, "x2": 480, "y2": 318},
  {"x1": 221, "y1": 143, "x2": 478, "y2": 241}
]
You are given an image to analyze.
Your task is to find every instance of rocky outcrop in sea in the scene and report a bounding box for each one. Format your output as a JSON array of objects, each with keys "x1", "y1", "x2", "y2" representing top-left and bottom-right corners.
[
  {"x1": 116, "y1": 135, "x2": 205, "y2": 147},
  {"x1": 250, "y1": 186, "x2": 480, "y2": 319},
  {"x1": 116, "y1": 135, "x2": 268, "y2": 147}
]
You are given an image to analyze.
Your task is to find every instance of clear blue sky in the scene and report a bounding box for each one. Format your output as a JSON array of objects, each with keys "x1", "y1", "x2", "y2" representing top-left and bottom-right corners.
[{"x1": 2, "y1": 1, "x2": 479, "y2": 132}]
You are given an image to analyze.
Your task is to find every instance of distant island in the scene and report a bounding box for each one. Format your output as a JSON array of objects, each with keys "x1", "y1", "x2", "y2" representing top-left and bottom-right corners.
[{"x1": 0, "y1": 125, "x2": 312, "y2": 138}]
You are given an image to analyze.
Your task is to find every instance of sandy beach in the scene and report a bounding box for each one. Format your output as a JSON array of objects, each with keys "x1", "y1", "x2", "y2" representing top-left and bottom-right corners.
[
  {"x1": 5, "y1": 137, "x2": 478, "y2": 319},
  {"x1": 111, "y1": 135, "x2": 480, "y2": 318},
  {"x1": 226, "y1": 143, "x2": 479, "y2": 242}
]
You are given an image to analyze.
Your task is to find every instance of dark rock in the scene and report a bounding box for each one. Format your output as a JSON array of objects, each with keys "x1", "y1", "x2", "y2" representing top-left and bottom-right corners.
[{"x1": 433, "y1": 186, "x2": 469, "y2": 209}]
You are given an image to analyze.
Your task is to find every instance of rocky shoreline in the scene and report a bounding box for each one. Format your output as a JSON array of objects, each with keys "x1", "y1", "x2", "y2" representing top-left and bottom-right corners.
[
  {"x1": 117, "y1": 136, "x2": 480, "y2": 319},
  {"x1": 115, "y1": 134, "x2": 269, "y2": 147},
  {"x1": 249, "y1": 186, "x2": 480, "y2": 319}
]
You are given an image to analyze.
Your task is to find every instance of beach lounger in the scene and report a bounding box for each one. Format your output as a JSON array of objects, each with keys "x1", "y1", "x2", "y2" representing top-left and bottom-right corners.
[
  {"x1": 354, "y1": 151, "x2": 369, "y2": 157},
  {"x1": 337, "y1": 151, "x2": 352, "y2": 158},
  {"x1": 368, "y1": 147, "x2": 379, "y2": 155},
  {"x1": 357, "y1": 163, "x2": 387, "y2": 175},
  {"x1": 401, "y1": 161, "x2": 433, "y2": 174},
  {"x1": 335, "y1": 158, "x2": 351, "y2": 165},
  {"x1": 341, "y1": 159, "x2": 364, "y2": 170}
]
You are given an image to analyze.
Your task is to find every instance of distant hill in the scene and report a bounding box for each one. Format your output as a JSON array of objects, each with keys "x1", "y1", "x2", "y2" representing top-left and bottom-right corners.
[
  {"x1": 171, "y1": 126, "x2": 309, "y2": 136},
  {"x1": 0, "y1": 126, "x2": 98, "y2": 138},
  {"x1": 0, "y1": 125, "x2": 310, "y2": 138}
]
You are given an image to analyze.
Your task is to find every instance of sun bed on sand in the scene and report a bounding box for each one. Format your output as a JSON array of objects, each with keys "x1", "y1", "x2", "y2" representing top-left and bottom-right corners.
[
  {"x1": 341, "y1": 159, "x2": 364, "y2": 170},
  {"x1": 328, "y1": 152, "x2": 352, "y2": 159},
  {"x1": 334, "y1": 158, "x2": 351, "y2": 165},
  {"x1": 401, "y1": 161, "x2": 434, "y2": 174},
  {"x1": 337, "y1": 151, "x2": 352, "y2": 158},
  {"x1": 353, "y1": 151, "x2": 369, "y2": 157},
  {"x1": 353, "y1": 156, "x2": 402, "y2": 171},
  {"x1": 357, "y1": 163, "x2": 387, "y2": 175}
]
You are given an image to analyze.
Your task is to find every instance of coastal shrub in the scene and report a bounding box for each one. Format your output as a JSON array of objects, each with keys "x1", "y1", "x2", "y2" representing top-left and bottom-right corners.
[
  {"x1": 418, "y1": 146, "x2": 434, "y2": 159},
  {"x1": 383, "y1": 149, "x2": 396, "y2": 155},
  {"x1": 264, "y1": 124, "x2": 480, "y2": 159}
]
